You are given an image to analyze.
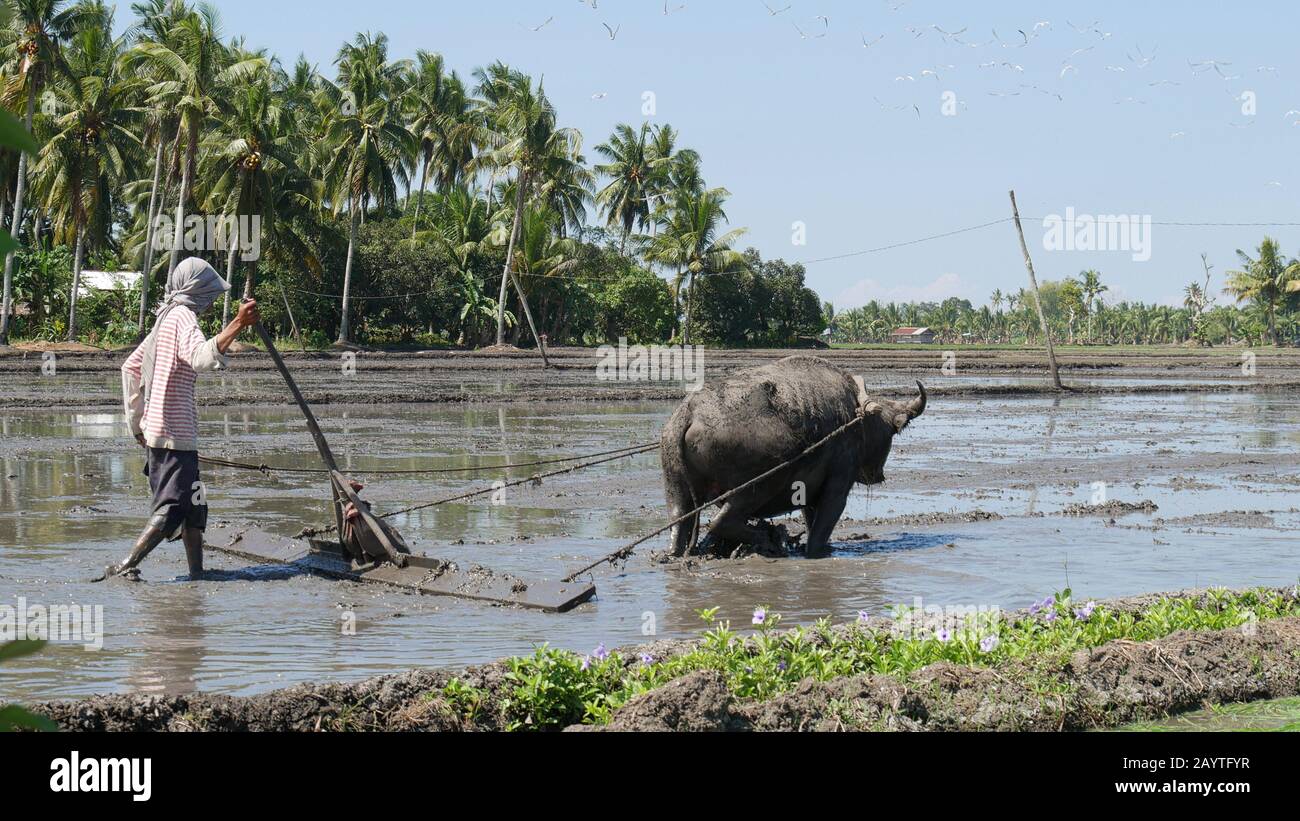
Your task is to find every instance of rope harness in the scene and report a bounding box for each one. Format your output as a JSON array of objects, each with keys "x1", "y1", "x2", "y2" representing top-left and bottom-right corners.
[{"x1": 207, "y1": 414, "x2": 867, "y2": 579}]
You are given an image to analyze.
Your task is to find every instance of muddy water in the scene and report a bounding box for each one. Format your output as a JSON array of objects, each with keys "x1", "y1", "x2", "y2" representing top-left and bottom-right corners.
[{"x1": 2, "y1": 390, "x2": 1299, "y2": 700}]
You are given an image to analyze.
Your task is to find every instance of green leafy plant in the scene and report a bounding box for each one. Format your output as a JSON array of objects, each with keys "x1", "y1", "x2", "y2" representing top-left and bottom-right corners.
[{"x1": 492, "y1": 587, "x2": 1300, "y2": 731}]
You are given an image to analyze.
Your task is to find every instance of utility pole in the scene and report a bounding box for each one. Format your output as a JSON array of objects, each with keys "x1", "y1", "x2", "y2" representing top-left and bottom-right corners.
[{"x1": 1009, "y1": 190, "x2": 1064, "y2": 390}]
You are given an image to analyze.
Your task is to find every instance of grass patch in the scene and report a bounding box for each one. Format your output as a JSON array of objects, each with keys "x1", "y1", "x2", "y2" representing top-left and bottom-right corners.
[{"x1": 472, "y1": 587, "x2": 1299, "y2": 731}]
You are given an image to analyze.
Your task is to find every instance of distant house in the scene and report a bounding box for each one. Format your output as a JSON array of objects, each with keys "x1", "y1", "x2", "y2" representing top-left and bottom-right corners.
[
  {"x1": 76, "y1": 270, "x2": 141, "y2": 298},
  {"x1": 889, "y1": 326, "x2": 935, "y2": 344}
]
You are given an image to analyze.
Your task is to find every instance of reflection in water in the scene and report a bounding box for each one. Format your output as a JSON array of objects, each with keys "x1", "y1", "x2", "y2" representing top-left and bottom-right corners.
[{"x1": 126, "y1": 583, "x2": 208, "y2": 694}]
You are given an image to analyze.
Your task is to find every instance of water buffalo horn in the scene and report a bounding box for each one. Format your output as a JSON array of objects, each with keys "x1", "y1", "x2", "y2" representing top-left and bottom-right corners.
[{"x1": 906, "y1": 381, "x2": 927, "y2": 419}]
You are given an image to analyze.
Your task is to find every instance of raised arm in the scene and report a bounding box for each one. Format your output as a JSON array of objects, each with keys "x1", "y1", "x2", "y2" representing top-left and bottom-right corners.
[{"x1": 177, "y1": 300, "x2": 260, "y2": 371}]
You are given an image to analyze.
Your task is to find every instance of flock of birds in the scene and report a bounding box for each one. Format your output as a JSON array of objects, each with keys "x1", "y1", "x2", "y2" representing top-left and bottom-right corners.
[{"x1": 516, "y1": 2, "x2": 1291, "y2": 187}]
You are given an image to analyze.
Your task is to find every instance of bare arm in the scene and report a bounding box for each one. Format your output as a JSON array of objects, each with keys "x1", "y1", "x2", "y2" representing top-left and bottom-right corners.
[{"x1": 214, "y1": 300, "x2": 261, "y2": 353}]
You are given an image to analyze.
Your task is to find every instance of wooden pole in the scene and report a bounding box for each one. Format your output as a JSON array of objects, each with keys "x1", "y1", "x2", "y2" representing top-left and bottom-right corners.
[
  {"x1": 277, "y1": 279, "x2": 307, "y2": 353},
  {"x1": 1008, "y1": 190, "x2": 1063, "y2": 390},
  {"x1": 508, "y1": 268, "x2": 551, "y2": 368}
]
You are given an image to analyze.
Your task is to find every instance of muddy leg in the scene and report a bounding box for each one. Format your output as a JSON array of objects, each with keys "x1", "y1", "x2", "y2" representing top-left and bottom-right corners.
[
  {"x1": 801, "y1": 506, "x2": 817, "y2": 550},
  {"x1": 95, "y1": 514, "x2": 170, "y2": 581},
  {"x1": 182, "y1": 527, "x2": 204, "y2": 578},
  {"x1": 665, "y1": 476, "x2": 700, "y2": 557},
  {"x1": 805, "y1": 481, "x2": 851, "y2": 557}
]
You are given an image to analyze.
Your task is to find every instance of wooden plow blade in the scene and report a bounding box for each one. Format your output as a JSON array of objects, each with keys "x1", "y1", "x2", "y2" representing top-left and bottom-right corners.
[{"x1": 205, "y1": 524, "x2": 595, "y2": 613}]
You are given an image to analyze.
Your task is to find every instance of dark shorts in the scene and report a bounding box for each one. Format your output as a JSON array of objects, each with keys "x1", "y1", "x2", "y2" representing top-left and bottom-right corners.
[{"x1": 143, "y1": 448, "x2": 207, "y2": 539}]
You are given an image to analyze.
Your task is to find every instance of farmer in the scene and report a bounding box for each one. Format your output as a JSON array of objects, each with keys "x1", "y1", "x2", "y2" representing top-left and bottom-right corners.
[{"x1": 101, "y1": 257, "x2": 259, "y2": 580}]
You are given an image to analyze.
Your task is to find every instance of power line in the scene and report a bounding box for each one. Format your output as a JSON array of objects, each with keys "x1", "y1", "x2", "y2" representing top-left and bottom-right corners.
[
  {"x1": 795, "y1": 217, "x2": 1014, "y2": 265},
  {"x1": 276, "y1": 215, "x2": 1300, "y2": 302}
]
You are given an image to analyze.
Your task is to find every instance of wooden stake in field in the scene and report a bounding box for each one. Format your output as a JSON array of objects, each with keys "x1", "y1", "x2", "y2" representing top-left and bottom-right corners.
[{"x1": 1008, "y1": 190, "x2": 1064, "y2": 390}]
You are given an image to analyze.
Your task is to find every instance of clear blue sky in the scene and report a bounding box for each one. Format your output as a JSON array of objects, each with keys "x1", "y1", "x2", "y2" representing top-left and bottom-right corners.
[{"x1": 111, "y1": 0, "x2": 1299, "y2": 309}]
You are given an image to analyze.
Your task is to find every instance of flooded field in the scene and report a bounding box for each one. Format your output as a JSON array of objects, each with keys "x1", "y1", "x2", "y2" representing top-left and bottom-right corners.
[{"x1": 2, "y1": 349, "x2": 1299, "y2": 701}]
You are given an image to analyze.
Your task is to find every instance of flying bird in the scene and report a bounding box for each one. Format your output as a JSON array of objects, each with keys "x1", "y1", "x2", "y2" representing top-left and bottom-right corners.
[
  {"x1": 591, "y1": 92, "x2": 607, "y2": 100},
  {"x1": 1169, "y1": 131, "x2": 1185, "y2": 138},
  {"x1": 1024, "y1": 84, "x2": 1063, "y2": 101},
  {"x1": 663, "y1": 0, "x2": 686, "y2": 14},
  {"x1": 793, "y1": 22, "x2": 825, "y2": 39},
  {"x1": 861, "y1": 33, "x2": 885, "y2": 48},
  {"x1": 1127, "y1": 45, "x2": 1157, "y2": 68},
  {"x1": 603, "y1": 22, "x2": 620, "y2": 40},
  {"x1": 763, "y1": 2, "x2": 791, "y2": 15},
  {"x1": 1189, "y1": 59, "x2": 1233, "y2": 78},
  {"x1": 521, "y1": 16, "x2": 553, "y2": 32}
]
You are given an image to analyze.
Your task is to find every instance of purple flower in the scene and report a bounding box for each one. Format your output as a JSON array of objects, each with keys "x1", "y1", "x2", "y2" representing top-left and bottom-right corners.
[
  {"x1": 1044, "y1": 609, "x2": 1058, "y2": 623},
  {"x1": 777, "y1": 660, "x2": 788, "y2": 672},
  {"x1": 592, "y1": 643, "x2": 609, "y2": 661},
  {"x1": 857, "y1": 610, "x2": 870, "y2": 623},
  {"x1": 639, "y1": 653, "x2": 654, "y2": 665},
  {"x1": 752, "y1": 608, "x2": 766, "y2": 626},
  {"x1": 935, "y1": 626, "x2": 952, "y2": 642},
  {"x1": 980, "y1": 635, "x2": 1000, "y2": 653},
  {"x1": 580, "y1": 655, "x2": 591, "y2": 671},
  {"x1": 1029, "y1": 596, "x2": 1055, "y2": 615},
  {"x1": 1074, "y1": 601, "x2": 1096, "y2": 621}
]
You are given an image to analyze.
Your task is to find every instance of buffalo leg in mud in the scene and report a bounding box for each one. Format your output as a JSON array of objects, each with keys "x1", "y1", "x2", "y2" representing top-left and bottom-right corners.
[
  {"x1": 804, "y1": 476, "x2": 852, "y2": 556},
  {"x1": 665, "y1": 477, "x2": 701, "y2": 557}
]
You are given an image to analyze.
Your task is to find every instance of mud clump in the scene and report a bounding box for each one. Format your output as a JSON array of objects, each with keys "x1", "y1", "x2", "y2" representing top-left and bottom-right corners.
[
  {"x1": 1156, "y1": 511, "x2": 1278, "y2": 530},
  {"x1": 592, "y1": 671, "x2": 750, "y2": 731},
  {"x1": 1058, "y1": 499, "x2": 1158, "y2": 517},
  {"x1": 36, "y1": 670, "x2": 452, "y2": 732}
]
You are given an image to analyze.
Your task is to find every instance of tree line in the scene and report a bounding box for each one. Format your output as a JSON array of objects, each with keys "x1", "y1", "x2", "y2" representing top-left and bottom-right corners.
[
  {"x1": 0, "y1": 0, "x2": 824, "y2": 349},
  {"x1": 831, "y1": 244, "x2": 1300, "y2": 348}
]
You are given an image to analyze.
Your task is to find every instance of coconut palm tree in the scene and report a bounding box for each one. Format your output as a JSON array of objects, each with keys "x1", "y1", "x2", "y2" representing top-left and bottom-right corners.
[
  {"x1": 508, "y1": 205, "x2": 578, "y2": 339},
  {"x1": 200, "y1": 56, "x2": 314, "y2": 326},
  {"x1": 472, "y1": 62, "x2": 580, "y2": 350},
  {"x1": 418, "y1": 186, "x2": 498, "y2": 343},
  {"x1": 29, "y1": 2, "x2": 140, "y2": 340},
  {"x1": 1077, "y1": 269, "x2": 1106, "y2": 343},
  {"x1": 318, "y1": 31, "x2": 414, "y2": 344},
  {"x1": 1224, "y1": 237, "x2": 1299, "y2": 345},
  {"x1": 404, "y1": 49, "x2": 473, "y2": 239},
  {"x1": 645, "y1": 186, "x2": 747, "y2": 345},
  {"x1": 594, "y1": 122, "x2": 652, "y2": 253},
  {"x1": 126, "y1": 3, "x2": 264, "y2": 278},
  {"x1": 123, "y1": 0, "x2": 187, "y2": 335},
  {"x1": 0, "y1": 0, "x2": 94, "y2": 344}
]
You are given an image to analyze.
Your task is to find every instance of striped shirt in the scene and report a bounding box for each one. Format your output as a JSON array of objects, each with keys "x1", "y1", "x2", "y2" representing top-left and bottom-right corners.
[{"x1": 122, "y1": 306, "x2": 228, "y2": 451}]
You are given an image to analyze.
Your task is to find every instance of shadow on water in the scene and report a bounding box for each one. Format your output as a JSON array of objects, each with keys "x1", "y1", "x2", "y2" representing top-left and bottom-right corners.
[{"x1": 831, "y1": 532, "x2": 962, "y2": 555}]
